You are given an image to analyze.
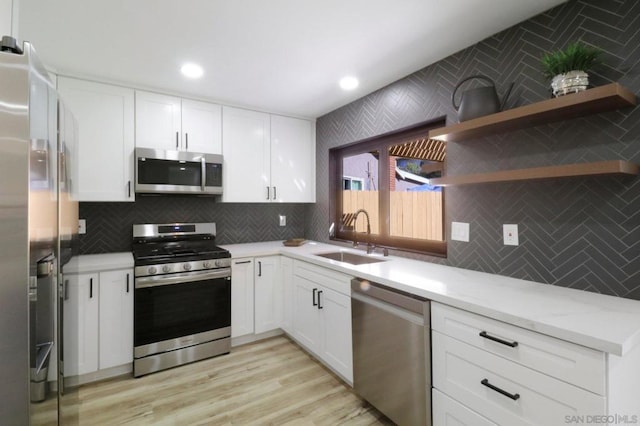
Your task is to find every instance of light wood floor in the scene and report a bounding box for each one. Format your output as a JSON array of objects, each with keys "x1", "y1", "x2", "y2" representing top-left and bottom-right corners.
[{"x1": 33, "y1": 336, "x2": 393, "y2": 425}]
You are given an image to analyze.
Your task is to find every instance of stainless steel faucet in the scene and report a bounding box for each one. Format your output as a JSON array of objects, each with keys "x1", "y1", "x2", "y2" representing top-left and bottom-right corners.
[{"x1": 352, "y1": 209, "x2": 374, "y2": 254}]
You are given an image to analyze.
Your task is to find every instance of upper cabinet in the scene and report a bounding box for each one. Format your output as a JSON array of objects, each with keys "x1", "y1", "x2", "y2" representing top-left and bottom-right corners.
[
  {"x1": 271, "y1": 115, "x2": 316, "y2": 203},
  {"x1": 222, "y1": 106, "x2": 315, "y2": 203},
  {"x1": 0, "y1": 0, "x2": 13, "y2": 37},
  {"x1": 135, "y1": 90, "x2": 222, "y2": 154},
  {"x1": 58, "y1": 77, "x2": 135, "y2": 202}
]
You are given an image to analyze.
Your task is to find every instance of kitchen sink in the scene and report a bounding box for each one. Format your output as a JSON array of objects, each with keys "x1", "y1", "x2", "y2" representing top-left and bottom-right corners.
[{"x1": 315, "y1": 251, "x2": 387, "y2": 265}]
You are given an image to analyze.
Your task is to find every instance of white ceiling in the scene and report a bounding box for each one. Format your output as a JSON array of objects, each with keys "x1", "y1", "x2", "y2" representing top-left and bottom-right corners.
[{"x1": 17, "y1": 0, "x2": 566, "y2": 119}]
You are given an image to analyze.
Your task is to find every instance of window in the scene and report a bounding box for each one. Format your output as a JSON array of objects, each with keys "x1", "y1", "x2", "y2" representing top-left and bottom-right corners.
[
  {"x1": 329, "y1": 119, "x2": 446, "y2": 256},
  {"x1": 342, "y1": 176, "x2": 364, "y2": 191}
]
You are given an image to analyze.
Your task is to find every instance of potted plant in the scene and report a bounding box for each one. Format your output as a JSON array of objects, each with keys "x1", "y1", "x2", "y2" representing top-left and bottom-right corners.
[{"x1": 541, "y1": 42, "x2": 602, "y2": 97}]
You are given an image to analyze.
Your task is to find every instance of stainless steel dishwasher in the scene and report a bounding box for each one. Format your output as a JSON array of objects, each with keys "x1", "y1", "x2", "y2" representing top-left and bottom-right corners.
[{"x1": 351, "y1": 278, "x2": 431, "y2": 426}]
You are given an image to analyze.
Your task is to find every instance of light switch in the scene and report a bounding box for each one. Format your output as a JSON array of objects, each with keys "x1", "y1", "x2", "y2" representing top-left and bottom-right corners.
[
  {"x1": 78, "y1": 219, "x2": 86, "y2": 234},
  {"x1": 279, "y1": 215, "x2": 286, "y2": 227},
  {"x1": 451, "y1": 222, "x2": 469, "y2": 242}
]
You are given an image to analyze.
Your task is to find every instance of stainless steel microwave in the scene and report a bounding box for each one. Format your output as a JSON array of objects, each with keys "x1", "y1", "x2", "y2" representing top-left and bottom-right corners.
[{"x1": 135, "y1": 148, "x2": 223, "y2": 195}]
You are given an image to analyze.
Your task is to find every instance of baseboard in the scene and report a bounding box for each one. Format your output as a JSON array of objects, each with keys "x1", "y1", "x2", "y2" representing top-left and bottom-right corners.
[{"x1": 231, "y1": 329, "x2": 284, "y2": 347}]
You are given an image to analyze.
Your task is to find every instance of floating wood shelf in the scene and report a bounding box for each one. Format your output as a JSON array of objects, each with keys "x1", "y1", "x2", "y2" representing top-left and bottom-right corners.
[
  {"x1": 429, "y1": 83, "x2": 636, "y2": 142},
  {"x1": 430, "y1": 160, "x2": 639, "y2": 187}
]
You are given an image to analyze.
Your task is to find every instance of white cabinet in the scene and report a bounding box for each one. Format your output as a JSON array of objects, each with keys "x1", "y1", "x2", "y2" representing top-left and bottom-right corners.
[
  {"x1": 63, "y1": 268, "x2": 133, "y2": 378},
  {"x1": 270, "y1": 115, "x2": 315, "y2": 202},
  {"x1": 431, "y1": 302, "x2": 640, "y2": 425},
  {"x1": 98, "y1": 270, "x2": 133, "y2": 370},
  {"x1": 291, "y1": 260, "x2": 353, "y2": 382},
  {"x1": 231, "y1": 258, "x2": 254, "y2": 338},
  {"x1": 57, "y1": 77, "x2": 135, "y2": 202},
  {"x1": 0, "y1": 0, "x2": 14, "y2": 37},
  {"x1": 222, "y1": 106, "x2": 315, "y2": 202},
  {"x1": 280, "y1": 256, "x2": 294, "y2": 334},
  {"x1": 254, "y1": 256, "x2": 282, "y2": 334},
  {"x1": 135, "y1": 91, "x2": 222, "y2": 154},
  {"x1": 63, "y1": 273, "x2": 99, "y2": 376}
]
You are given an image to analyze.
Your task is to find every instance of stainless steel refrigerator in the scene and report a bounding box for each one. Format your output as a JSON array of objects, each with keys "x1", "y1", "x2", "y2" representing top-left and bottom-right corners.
[{"x1": 0, "y1": 36, "x2": 78, "y2": 425}]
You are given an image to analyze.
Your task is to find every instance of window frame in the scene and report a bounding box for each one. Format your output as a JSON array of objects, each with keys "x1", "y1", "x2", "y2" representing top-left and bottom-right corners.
[{"x1": 329, "y1": 118, "x2": 447, "y2": 257}]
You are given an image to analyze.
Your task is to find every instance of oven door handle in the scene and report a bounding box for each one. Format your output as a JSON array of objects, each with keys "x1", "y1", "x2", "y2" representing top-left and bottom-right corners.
[{"x1": 135, "y1": 268, "x2": 231, "y2": 289}]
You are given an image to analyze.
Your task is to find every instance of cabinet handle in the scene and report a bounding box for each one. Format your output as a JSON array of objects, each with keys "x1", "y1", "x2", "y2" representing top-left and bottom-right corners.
[
  {"x1": 185, "y1": 133, "x2": 188, "y2": 150},
  {"x1": 126, "y1": 273, "x2": 130, "y2": 293},
  {"x1": 273, "y1": 186, "x2": 276, "y2": 200},
  {"x1": 481, "y1": 378, "x2": 520, "y2": 401},
  {"x1": 89, "y1": 278, "x2": 93, "y2": 299},
  {"x1": 64, "y1": 280, "x2": 69, "y2": 300},
  {"x1": 258, "y1": 261, "x2": 262, "y2": 277},
  {"x1": 176, "y1": 131, "x2": 179, "y2": 149},
  {"x1": 479, "y1": 331, "x2": 518, "y2": 348},
  {"x1": 318, "y1": 290, "x2": 323, "y2": 309},
  {"x1": 312, "y1": 288, "x2": 318, "y2": 306},
  {"x1": 266, "y1": 186, "x2": 270, "y2": 200},
  {"x1": 127, "y1": 180, "x2": 131, "y2": 198},
  {"x1": 234, "y1": 260, "x2": 251, "y2": 265}
]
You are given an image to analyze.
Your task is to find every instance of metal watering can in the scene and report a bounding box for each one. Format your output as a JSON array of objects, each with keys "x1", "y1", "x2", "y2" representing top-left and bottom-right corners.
[{"x1": 452, "y1": 75, "x2": 514, "y2": 122}]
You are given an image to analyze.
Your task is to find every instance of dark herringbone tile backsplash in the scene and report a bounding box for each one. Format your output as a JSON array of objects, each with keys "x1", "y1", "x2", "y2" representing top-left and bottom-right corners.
[
  {"x1": 78, "y1": 197, "x2": 305, "y2": 253},
  {"x1": 307, "y1": 0, "x2": 640, "y2": 300}
]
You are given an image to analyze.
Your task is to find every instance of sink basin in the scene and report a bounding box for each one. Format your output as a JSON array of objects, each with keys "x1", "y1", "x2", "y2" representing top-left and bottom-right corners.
[{"x1": 315, "y1": 251, "x2": 386, "y2": 265}]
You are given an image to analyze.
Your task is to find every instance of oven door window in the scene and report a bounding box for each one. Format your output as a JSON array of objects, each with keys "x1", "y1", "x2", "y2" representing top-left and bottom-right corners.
[
  {"x1": 134, "y1": 277, "x2": 230, "y2": 347},
  {"x1": 137, "y1": 158, "x2": 202, "y2": 186}
]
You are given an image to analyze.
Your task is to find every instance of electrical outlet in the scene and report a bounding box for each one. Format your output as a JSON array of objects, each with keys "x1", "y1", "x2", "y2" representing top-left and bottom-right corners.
[
  {"x1": 451, "y1": 222, "x2": 469, "y2": 242},
  {"x1": 279, "y1": 215, "x2": 286, "y2": 227},
  {"x1": 503, "y1": 224, "x2": 518, "y2": 246},
  {"x1": 78, "y1": 219, "x2": 86, "y2": 234}
]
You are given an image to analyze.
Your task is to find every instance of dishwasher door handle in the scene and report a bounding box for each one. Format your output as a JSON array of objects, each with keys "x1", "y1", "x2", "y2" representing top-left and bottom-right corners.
[{"x1": 351, "y1": 291, "x2": 425, "y2": 326}]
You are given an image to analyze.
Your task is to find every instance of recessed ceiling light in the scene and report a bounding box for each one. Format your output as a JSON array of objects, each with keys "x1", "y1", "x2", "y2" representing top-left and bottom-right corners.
[
  {"x1": 181, "y1": 63, "x2": 204, "y2": 79},
  {"x1": 339, "y1": 76, "x2": 359, "y2": 91}
]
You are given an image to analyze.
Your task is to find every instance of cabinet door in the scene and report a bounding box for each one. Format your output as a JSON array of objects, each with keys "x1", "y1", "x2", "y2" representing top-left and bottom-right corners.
[
  {"x1": 270, "y1": 115, "x2": 315, "y2": 202},
  {"x1": 318, "y1": 286, "x2": 352, "y2": 382},
  {"x1": 222, "y1": 106, "x2": 271, "y2": 202},
  {"x1": 0, "y1": 0, "x2": 12, "y2": 38},
  {"x1": 254, "y1": 256, "x2": 282, "y2": 334},
  {"x1": 135, "y1": 90, "x2": 182, "y2": 150},
  {"x1": 63, "y1": 273, "x2": 99, "y2": 376},
  {"x1": 181, "y1": 99, "x2": 222, "y2": 154},
  {"x1": 58, "y1": 77, "x2": 135, "y2": 202},
  {"x1": 292, "y1": 276, "x2": 320, "y2": 352},
  {"x1": 98, "y1": 269, "x2": 133, "y2": 370},
  {"x1": 231, "y1": 258, "x2": 254, "y2": 338},
  {"x1": 280, "y1": 256, "x2": 294, "y2": 334}
]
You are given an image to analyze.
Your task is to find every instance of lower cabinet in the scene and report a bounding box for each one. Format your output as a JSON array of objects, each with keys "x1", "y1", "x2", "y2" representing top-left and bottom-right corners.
[
  {"x1": 291, "y1": 260, "x2": 353, "y2": 383},
  {"x1": 280, "y1": 256, "x2": 294, "y2": 334},
  {"x1": 431, "y1": 302, "x2": 640, "y2": 425},
  {"x1": 63, "y1": 268, "x2": 133, "y2": 377},
  {"x1": 231, "y1": 258, "x2": 254, "y2": 338},
  {"x1": 254, "y1": 256, "x2": 282, "y2": 334}
]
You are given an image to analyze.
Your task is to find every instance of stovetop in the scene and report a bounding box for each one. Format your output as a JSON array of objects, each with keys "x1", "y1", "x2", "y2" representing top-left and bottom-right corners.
[{"x1": 132, "y1": 222, "x2": 229, "y2": 266}]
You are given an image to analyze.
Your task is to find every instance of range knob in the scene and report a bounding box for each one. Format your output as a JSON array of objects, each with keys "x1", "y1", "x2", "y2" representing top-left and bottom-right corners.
[
  {"x1": 148, "y1": 266, "x2": 158, "y2": 275},
  {"x1": 183, "y1": 263, "x2": 192, "y2": 271},
  {"x1": 203, "y1": 261, "x2": 212, "y2": 269},
  {"x1": 215, "y1": 259, "x2": 226, "y2": 267},
  {"x1": 162, "y1": 265, "x2": 171, "y2": 273}
]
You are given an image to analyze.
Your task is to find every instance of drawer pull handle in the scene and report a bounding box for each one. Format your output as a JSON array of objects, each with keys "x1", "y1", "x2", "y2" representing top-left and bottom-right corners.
[
  {"x1": 481, "y1": 379, "x2": 520, "y2": 401},
  {"x1": 312, "y1": 288, "x2": 318, "y2": 306},
  {"x1": 479, "y1": 331, "x2": 518, "y2": 348}
]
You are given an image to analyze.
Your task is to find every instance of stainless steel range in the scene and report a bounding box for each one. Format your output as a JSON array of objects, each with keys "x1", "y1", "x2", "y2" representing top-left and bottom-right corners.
[{"x1": 132, "y1": 223, "x2": 231, "y2": 377}]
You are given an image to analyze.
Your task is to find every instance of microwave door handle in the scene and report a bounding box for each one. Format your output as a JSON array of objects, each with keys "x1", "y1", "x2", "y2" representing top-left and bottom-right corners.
[{"x1": 201, "y1": 157, "x2": 206, "y2": 191}]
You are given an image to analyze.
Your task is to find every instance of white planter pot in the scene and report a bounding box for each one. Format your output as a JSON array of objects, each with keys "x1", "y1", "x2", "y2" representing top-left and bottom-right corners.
[{"x1": 550, "y1": 70, "x2": 589, "y2": 97}]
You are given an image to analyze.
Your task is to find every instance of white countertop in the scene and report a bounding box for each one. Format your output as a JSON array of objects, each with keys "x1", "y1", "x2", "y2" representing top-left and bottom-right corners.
[
  {"x1": 63, "y1": 252, "x2": 134, "y2": 274},
  {"x1": 221, "y1": 240, "x2": 640, "y2": 356}
]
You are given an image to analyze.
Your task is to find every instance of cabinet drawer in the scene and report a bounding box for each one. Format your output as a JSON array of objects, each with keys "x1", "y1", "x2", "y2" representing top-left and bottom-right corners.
[
  {"x1": 293, "y1": 260, "x2": 352, "y2": 296},
  {"x1": 433, "y1": 332, "x2": 605, "y2": 426},
  {"x1": 431, "y1": 303, "x2": 605, "y2": 394},
  {"x1": 433, "y1": 389, "x2": 496, "y2": 426}
]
